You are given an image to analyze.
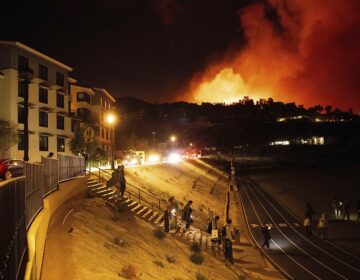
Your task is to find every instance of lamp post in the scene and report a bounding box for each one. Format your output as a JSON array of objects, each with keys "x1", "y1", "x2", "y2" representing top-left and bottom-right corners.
[
  {"x1": 18, "y1": 68, "x2": 34, "y2": 162},
  {"x1": 106, "y1": 113, "x2": 116, "y2": 169}
]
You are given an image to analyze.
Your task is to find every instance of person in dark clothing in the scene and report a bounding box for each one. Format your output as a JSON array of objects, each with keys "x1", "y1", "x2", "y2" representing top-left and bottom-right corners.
[
  {"x1": 305, "y1": 202, "x2": 316, "y2": 222},
  {"x1": 182, "y1": 200, "x2": 193, "y2": 230},
  {"x1": 207, "y1": 216, "x2": 220, "y2": 234},
  {"x1": 357, "y1": 200, "x2": 360, "y2": 221},
  {"x1": 107, "y1": 166, "x2": 122, "y2": 201},
  {"x1": 119, "y1": 165, "x2": 126, "y2": 197},
  {"x1": 342, "y1": 200, "x2": 350, "y2": 221},
  {"x1": 261, "y1": 222, "x2": 271, "y2": 249}
]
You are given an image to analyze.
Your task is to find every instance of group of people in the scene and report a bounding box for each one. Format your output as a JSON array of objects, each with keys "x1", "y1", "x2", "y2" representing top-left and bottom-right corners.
[
  {"x1": 108, "y1": 165, "x2": 127, "y2": 201},
  {"x1": 332, "y1": 196, "x2": 359, "y2": 221},
  {"x1": 165, "y1": 197, "x2": 193, "y2": 232},
  {"x1": 303, "y1": 202, "x2": 329, "y2": 238}
]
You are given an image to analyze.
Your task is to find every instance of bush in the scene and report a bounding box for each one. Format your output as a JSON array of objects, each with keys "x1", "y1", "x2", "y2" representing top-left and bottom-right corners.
[
  {"x1": 190, "y1": 253, "x2": 204, "y2": 265},
  {"x1": 165, "y1": 255, "x2": 176, "y2": 263},
  {"x1": 153, "y1": 260, "x2": 164, "y2": 268},
  {"x1": 196, "y1": 271, "x2": 210, "y2": 280},
  {"x1": 237, "y1": 275, "x2": 247, "y2": 280},
  {"x1": 120, "y1": 264, "x2": 137, "y2": 279},
  {"x1": 153, "y1": 228, "x2": 166, "y2": 239},
  {"x1": 191, "y1": 243, "x2": 201, "y2": 253}
]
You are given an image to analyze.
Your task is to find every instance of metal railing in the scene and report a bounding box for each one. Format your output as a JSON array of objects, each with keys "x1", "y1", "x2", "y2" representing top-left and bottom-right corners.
[
  {"x1": 25, "y1": 163, "x2": 44, "y2": 227},
  {"x1": 87, "y1": 164, "x2": 209, "y2": 230},
  {"x1": 58, "y1": 154, "x2": 85, "y2": 182},
  {"x1": 0, "y1": 177, "x2": 27, "y2": 280},
  {"x1": 42, "y1": 157, "x2": 59, "y2": 196}
]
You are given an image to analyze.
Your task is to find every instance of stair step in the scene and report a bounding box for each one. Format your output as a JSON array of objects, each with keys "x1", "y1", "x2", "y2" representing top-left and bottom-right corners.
[
  {"x1": 129, "y1": 201, "x2": 139, "y2": 208},
  {"x1": 142, "y1": 209, "x2": 153, "y2": 219},
  {"x1": 88, "y1": 183, "x2": 104, "y2": 189},
  {"x1": 89, "y1": 186, "x2": 107, "y2": 192},
  {"x1": 148, "y1": 212, "x2": 159, "y2": 222},
  {"x1": 136, "y1": 207, "x2": 148, "y2": 216},
  {"x1": 154, "y1": 213, "x2": 164, "y2": 224},
  {"x1": 131, "y1": 204, "x2": 143, "y2": 212}
]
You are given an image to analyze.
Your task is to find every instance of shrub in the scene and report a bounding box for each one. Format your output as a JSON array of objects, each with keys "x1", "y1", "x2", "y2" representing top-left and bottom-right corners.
[
  {"x1": 191, "y1": 243, "x2": 201, "y2": 253},
  {"x1": 153, "y1": 260, "x2": 164, "y2": 268},
  {"x1": 165, "y1": 255, "x2": 176, "y2": 263},
  {"x1": 190, "y1": 253, "x2": 204, "y2": 265},
  {"x1": 237, "y1": 275, "x2": 247, "y2": 280},
  {"x1": 114, "y1": 237, "x2": 126, "y2": 247},
  {"x1": 120, "y1": 264, "x2": 137, "y2": 279},
  {"x1": 153, "y1": 228, "x2": 166, "y2": 239},
  {"x1": 195, "y1": 271, "x2": 210, "y2": 280}
]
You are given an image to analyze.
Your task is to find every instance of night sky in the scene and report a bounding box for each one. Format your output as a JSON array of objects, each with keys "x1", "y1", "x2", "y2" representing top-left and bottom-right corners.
[{"x1": 1, "y1": 0, "x2": 360, "y2": 111}]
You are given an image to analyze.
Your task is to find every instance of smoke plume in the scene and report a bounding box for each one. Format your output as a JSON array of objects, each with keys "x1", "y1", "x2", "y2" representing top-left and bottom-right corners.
[{"x1": 188, "y1": 0, "x2": 360, "y2": 111}]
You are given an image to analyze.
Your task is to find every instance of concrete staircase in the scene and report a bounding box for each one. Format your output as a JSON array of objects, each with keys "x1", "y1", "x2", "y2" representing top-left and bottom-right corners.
[{"x1": 86, "y1": 177, "x2": 217, "y2": 251}]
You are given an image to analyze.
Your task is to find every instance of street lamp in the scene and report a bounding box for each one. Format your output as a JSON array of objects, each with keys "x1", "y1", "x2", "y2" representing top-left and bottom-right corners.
[
  {"x1": 170, "y1": 135, "x2": 176, "y2": 142},
  {"x1": 18, "y1": 68, "x2": 34, "y2": 162},
  {"x1": 106, "y1": 113, "x2": 116, "y2": 169}
]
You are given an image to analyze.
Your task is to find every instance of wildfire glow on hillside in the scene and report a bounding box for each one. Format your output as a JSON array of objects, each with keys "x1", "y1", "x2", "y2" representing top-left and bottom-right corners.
[{"x1": 186, "y1": 0, "x2": 360, "y2": 110}]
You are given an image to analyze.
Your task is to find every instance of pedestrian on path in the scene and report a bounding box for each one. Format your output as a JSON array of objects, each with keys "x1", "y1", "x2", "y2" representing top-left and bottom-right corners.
[
  {"x1": 107, "y1": 166, "x2": 122, "y2": 201},
  {"x1": 119, "y1": 165, "x2": 126, "y2": 197},
  {"x1": 305, "y1": 202, "x2": 316, "y2": 222},
  {"x1": 304, "y1": 217, "x2": 312, "y2": 237},
  {"x1": 332, "y1": 196, "x2": 340, "y2": 219},
  {"x1": 167, "y1": 196, "x2": 179, "y2": 231},
  {"x1": 182, "y1": 200, "x2": 193, "y2": 230},
  {"x1": 207, "y1": 216, "x2": 220, "y2": 234},
  {"x1": 357, "y1": 200, "x2": 360, "y2": 221},
  {"x1": 223, "y1": 219, "x2": 235, "y2": 265},
  {"x1": 342, "y1": 200, "x2": 350, "y2": 221},
  {"x1": 317, "y1": 213, "x2": 328, "y2": 239},
  {"x1": 261, "y1": 222, "x2": 271, "y2": 249}
]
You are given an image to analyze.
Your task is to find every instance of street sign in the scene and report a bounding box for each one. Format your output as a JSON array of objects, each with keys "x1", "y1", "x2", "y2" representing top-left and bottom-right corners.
[{"x1": 84, "y1": 127, "x2": 95, "y2": 142}]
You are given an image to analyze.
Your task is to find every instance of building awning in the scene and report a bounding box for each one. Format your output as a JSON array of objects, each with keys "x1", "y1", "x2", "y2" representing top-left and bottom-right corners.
[
  {"x1": 17, "y1": 129, "x2": 36, "y2": 135},
  {"x1": 57, "y1": 134, "x2": 71, "y2": 139},
  {"x1": 17, "y1": 101, "x2": 36, "y2": 109},
  {"x1": 56, "y1": 110, "x2": 68, "y2": 116},
  {"x1": 39, "y1": 132, "x2": 55, "y2": 137}
]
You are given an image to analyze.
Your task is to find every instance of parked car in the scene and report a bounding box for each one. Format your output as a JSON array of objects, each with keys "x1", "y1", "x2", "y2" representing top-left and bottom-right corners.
[{"x1": 0, "y1": 159, "x2": 24, "y2": 180}]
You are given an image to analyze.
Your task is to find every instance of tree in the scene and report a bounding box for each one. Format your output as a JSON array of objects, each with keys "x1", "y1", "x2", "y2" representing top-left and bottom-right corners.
[
  {"x1": 0, "y1": 119, "x2": 18, "y2": 158},
  {"x1": 69, "y1": 125, "x2": 86, "y2": 155}
]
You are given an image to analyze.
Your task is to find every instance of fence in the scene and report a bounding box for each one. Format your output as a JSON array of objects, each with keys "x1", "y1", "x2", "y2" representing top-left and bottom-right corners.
[
  {"x1": 0, "y1": 177, "x2": 27, "y2": 280},
  {"x1": 0, "y1": 154, "x2": 86, "y2": 279},
  {"x1": 58, "y1": 154, "x2": 85, "y2": 182}
]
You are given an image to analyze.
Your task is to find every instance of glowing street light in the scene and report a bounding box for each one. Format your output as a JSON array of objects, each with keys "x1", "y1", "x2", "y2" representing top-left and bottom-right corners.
[
  {"x1": 170, "y1": 135, "x2": 177, "y2": 142},
  {"x1": 106, "y1": 112, "x2": 117, "y2": 169}
]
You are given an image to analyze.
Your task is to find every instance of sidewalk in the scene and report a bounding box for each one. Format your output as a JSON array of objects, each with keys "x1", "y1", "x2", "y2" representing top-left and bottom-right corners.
[{"x1": 229, "y1": 191, "x2": 285, "y2": 279}]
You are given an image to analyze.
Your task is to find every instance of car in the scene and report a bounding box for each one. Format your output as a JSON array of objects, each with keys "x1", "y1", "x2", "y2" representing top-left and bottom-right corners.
[{"x1": 0, "y1": 159, "x2": 24, "y2": 180}]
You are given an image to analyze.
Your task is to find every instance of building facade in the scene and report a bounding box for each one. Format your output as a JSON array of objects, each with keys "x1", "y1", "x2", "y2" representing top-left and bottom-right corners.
[
  {"x1": 70, "y1": 85, "x2": 116, "y2": 154},
  {"x1": 0, "y1": 41, "x2": 73, "y2": 162}
]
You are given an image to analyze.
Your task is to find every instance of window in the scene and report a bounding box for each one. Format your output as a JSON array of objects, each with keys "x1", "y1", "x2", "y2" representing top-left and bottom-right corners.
[
  {"x1": 39, "y1": 111, "x2": 48, "y2": 127},
  {"x1": 106, "y1": 130, "x2": 108, "y2": 140},
  {"x1": 100, "y1": 97, "x2": 102, "y2": 107},
  {"x1": 104, "y1": 100, "x2": 107, "y2": 109},
  {"x1": 56, "y1": 72, "x2": 64, "y2": 86},
  {"x1": 39, "y1": 135, "x2": 48, "y2": 151},
  {"x1": 18, "y1": 107, "x2": 25, "y2": 124},
  {"x1": 71, "y1": 119, "x2": 78, "y2": 132},
  {"x1": 57, "y1": 115, "x2": 65, "y2": 130},
  {"x1": 77, "y1": 108, "x2": 91, "y2": 122},
  {"x1": 101, "y1": 128, "x2": 104, "y2": 138},
  {"x1": 57, "y1": 93, "x2": 64, "y2": 108},
  {"x1": 39, "y1": 87, "x2": 48, "y2": 103},
  {"x1": 57, "y1": 137, "x2": 65, "y2": 152},
  {"x1": 18, "y1": 80, "x2": 28, "y2": 98},
  {"x1": 18, "y1": 55, "x2": 28, "y2": 71},
  {"x1": 77, "y1": 92, "x2": 91, "y2": 103},
  {"x1": 39, "y1": 64, "x2": 48, "y2": 80},
  {"x1": 18, "y1": 134, "x2": 24, "y2": 150}
]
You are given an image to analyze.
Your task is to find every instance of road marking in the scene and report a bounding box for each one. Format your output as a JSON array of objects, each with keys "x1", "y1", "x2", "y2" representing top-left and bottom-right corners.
[
  {"x1": 278, "y1": 223, "x2": 287, "y2": 228},
  {"x1": 242, "y1": 185, "x2": 318, "y2": 279},
  {"x1": 247, "y1": 183, "x2": 349, "y2": 279},
  {"x1": 293, "y1": 223, "x2": 301, "y2": 227},
  {"x1": 250, "y1": 223, "x2": 259, "y2": 228},
  {"x1": 249, "y1": 179, "x2": 360, "y2": 274}
]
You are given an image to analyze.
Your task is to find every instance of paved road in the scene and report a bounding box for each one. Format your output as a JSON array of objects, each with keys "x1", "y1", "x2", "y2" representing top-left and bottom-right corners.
[{"x1": 237, "y1": 175, "x2": 360, "y2": 280}]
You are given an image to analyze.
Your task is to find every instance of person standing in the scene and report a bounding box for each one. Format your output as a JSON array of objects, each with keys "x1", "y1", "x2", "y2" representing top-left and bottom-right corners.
[
  {"x1": 342, "y1": 200, "x2": 350, "y2": 221},
  {"x1": 107, "y1": 166, "x2": 121, "y2": 201},
  {"x1": 305, "y1": 202, "x2": 316, "y2": 222},
  {"x1": 119, "y1": 165, "x2": 126, "y2": 197},
  {"x1": 332, "y1": 196, "x2": 340, "y2": 219},
  {"x1": 304, "y1": 217, "x2": 312, "y2": 237},
  {"x1": 317, "y1": 213, "x2": 329, "y2": 239},
  {"x1": 182, "y1": 200, "x2": 193, "y2": 230},
  {"x1": 167, "y1": 196, "x2": 179, "y2": 231},
  {"x1": 261, "y1": 222, "x2": 271, "y2": 249},
  {"x1": 223, "y1": 219, "x2": 235, "y2": 265}
]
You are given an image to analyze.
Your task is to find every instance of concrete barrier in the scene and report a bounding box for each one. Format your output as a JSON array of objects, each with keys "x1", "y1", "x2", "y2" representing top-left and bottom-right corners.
[{"x1": 24, "y1": 177, "x2": 87, "y2": 280}]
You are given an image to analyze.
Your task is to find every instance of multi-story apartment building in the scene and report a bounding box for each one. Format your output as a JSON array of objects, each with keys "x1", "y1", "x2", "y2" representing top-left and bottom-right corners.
[
  {"x1": 0, "y1": 41, "x2": 73, "y2": 162},
  {"x1": 70, "y1": 85, "x2": 116, "y2": 153}
]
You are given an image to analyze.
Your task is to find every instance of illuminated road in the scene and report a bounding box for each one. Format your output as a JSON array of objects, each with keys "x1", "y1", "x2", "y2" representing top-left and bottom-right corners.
[{"x1": 237, "y1": 175, "x2": 360, "y2": 280}]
